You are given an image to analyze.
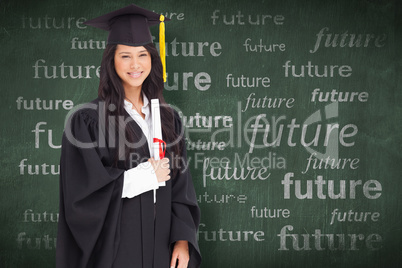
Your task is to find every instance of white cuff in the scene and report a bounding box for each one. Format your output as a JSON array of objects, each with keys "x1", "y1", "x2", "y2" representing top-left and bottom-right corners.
[{"x1": 122, "y1": 161, "x2": 159, "y2": 198}]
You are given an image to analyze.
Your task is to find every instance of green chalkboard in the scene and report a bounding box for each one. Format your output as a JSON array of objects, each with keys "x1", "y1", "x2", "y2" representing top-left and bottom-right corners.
[{"x1": 0, "y1": 0, "x2": 401, "y2": 267}]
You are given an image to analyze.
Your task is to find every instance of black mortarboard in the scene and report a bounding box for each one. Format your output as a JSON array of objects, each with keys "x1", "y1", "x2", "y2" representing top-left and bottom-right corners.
[{"x1": 84, "y1": 4, "x2": 170, "y2": 81}]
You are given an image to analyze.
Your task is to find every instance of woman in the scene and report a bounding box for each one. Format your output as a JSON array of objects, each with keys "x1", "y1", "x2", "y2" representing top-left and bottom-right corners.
[{"x1": 56, "y1": 4, "x2": 201, "y2": 268}]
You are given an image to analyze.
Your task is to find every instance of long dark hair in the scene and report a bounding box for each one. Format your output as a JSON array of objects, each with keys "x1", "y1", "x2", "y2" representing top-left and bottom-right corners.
[{"x1": 98, "y1": 43, "x2": 181, "y2": 170}]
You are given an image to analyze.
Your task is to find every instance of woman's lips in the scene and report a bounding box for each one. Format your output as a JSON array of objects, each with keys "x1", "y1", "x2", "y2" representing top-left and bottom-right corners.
[{"x1": 128, "y1": 71, "x2": 142, "y2": 78}]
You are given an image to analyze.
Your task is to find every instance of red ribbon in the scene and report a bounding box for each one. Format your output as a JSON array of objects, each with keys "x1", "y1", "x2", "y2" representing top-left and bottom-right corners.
[{"x1": 153, "y1": 138, "x2": 166, "y2": 159}]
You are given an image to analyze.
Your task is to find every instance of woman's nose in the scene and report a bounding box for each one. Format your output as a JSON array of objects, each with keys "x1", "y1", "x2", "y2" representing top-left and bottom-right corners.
[{"x1": 130, "y1": 59, "x2": 139, "y2": 69}]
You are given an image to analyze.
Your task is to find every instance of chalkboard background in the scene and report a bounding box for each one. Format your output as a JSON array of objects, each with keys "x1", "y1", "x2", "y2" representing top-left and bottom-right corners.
[{"x1": 0, "y1": 0, "x2": 401, "y2": 267}]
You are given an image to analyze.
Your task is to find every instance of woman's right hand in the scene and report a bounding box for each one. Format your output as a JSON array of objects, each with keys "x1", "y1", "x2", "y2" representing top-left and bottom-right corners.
[{"x1": 148, "y1": 157, "x2": 171, "y2": 183}]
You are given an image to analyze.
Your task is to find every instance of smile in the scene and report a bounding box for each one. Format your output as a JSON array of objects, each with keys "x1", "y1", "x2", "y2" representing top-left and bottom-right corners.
[{"x1": 128, "y1": 72, "x2": 142, "y2": 78}]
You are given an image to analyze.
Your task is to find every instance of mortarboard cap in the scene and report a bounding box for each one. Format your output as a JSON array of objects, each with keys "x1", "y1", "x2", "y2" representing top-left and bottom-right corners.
[{"x1": 84, "y1": 4, "x2": 170, "y2": 81}]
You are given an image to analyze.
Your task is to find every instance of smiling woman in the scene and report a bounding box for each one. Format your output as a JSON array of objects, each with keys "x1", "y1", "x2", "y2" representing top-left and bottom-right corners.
[
  {"x1": 56, "y1": 4, "x2": 201, "y2": 268},
  {"x1": 114, "y1": 45, "x2": 152, "y2": 96}
]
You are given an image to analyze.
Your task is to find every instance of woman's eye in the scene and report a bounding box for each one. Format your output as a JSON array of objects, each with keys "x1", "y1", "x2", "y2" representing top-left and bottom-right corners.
[
  {"x1": 139, "y1": 53, "x2": 148, "y2": 57},
  {"x1": 122, "y1": 55, "x2": 130, "y2": 59}
]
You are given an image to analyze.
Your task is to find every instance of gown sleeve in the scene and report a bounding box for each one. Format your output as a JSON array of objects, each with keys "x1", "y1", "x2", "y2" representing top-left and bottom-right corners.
[
  {"x1": 169, "y1": 112, "x2": 202, "y2": 268},
  {"x1": 56, "y1": 108, "x2": 125, "y2": 268}
]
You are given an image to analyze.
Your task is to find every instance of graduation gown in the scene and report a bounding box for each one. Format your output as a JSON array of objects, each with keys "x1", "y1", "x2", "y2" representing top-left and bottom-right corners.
[{"x1": 56, "y1": 98, "x2": 201, "y2": 268}]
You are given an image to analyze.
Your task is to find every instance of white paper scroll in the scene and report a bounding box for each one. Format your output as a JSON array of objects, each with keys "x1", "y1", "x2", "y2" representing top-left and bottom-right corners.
[{"x1": 151, "y1": 98, "x2": 166, "y2": 187}]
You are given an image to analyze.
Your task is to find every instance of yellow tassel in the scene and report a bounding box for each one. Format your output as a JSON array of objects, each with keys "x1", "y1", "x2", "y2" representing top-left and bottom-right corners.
[{"x1": 159, "y1": 15, "x2": 166, "y2": 82}]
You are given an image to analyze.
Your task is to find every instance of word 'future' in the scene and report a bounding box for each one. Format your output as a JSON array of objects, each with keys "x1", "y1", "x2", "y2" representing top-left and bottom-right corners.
[
  {"x1": 310, "y1": 27, "x2": 387, "y2": 53},
  {"x1": 211, "y1": 10, "x2": 284, "y2": 25},
  {"x1": 282, "y1": 173, "x2": 381, "y2": 200},
  {"x1": 283, "y1": 61, "x2": 352, "y2": 78}
]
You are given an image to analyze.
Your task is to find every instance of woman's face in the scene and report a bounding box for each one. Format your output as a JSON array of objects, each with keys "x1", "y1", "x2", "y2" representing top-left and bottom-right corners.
[{"x1": 114, "y1": 44, "x2": 152, "y2": 92}]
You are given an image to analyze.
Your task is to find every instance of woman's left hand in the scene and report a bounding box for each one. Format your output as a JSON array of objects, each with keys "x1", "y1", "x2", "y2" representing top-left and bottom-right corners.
[{"x1": 170, "y1": 240, "x2": 189, "y2": 268}]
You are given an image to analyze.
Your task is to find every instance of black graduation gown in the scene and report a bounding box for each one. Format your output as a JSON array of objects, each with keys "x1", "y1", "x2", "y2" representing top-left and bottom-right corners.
[{"x1": 56, "y1": 98, "x2": 201, "y2": 268}]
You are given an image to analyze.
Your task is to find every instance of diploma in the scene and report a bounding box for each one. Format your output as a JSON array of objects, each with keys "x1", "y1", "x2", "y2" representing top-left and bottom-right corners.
[{"x1": 151, "y1": 99, "x2": 166, "y2": 187}]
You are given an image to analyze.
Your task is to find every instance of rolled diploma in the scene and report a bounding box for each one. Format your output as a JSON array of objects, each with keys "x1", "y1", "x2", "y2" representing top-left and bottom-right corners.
[{"x1": 151, "y1": 99, "x2": 165, "y2": 187}]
